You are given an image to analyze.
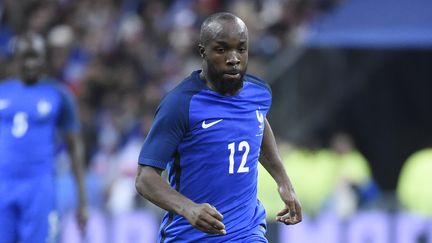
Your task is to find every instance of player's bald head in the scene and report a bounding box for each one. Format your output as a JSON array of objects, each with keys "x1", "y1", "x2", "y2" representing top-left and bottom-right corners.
[{"x1": 199, "y1": 12, "x2": 248, "y2": 46}]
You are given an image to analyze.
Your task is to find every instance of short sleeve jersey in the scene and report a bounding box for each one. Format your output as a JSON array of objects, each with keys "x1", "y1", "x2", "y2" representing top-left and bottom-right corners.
[
  {"x1": 138, "y1": 70, "x2": 272, "y2": 242},
  {"x1": 0, "y1": 78, "x2": 79, "y2": 179}
]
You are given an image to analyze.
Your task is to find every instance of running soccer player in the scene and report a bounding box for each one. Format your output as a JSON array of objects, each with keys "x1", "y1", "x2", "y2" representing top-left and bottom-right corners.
[
  {"x1": 0, "y1": 33, "x2": 88, "y2": 242},
  {"x1": 135, "y1": 12, "x2": 302, "y2": 242}
]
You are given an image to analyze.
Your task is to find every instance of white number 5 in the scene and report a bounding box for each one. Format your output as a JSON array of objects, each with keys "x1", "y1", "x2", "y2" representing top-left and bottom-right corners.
[
  {"x1": 12, "y1": 112, "x2": 29, "y2": 138},
  {"x1": 228, "y1": 141, "x2": 250, "y2": 174}
]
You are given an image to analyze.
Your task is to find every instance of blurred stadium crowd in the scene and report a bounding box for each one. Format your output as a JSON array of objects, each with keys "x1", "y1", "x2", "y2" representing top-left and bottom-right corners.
[
  {"x1": 1, "y1": 1, "x2": 430, "y2": 238},
  {"x1": 0, "y1": 0, "x2": 344, "y2": 217}
]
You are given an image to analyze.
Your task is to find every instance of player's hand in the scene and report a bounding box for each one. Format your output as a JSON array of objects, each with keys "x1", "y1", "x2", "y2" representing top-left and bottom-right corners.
[
  {"x1": 183, "y1": 203, "x2": 226, "y2": 235},
  {"x1": 76, "y1": 204, "x2": 88, "y2": 234},
  {"x1": 276, "y1": 186, "x2": 302, "y2": 225}
]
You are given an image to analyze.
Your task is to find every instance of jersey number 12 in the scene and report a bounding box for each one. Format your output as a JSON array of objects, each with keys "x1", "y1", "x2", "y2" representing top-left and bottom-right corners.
[{"x1": 228, "y1": 141, "x2": 250, "y2": 174}]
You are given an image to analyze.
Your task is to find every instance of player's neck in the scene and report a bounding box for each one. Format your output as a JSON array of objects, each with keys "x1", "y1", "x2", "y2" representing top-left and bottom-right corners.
[
  {"x1": 199, "y1": 70, "x2": 242, "y2": 96},
  {"x1": 199, "y1": 71, "x2": 216, "y2": 91}
]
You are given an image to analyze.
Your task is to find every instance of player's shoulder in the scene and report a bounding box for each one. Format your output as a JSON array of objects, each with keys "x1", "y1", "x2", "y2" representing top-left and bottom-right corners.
[
  {"x1": 39, "y1": 78, "x2": 73, "y2": 95},
  {"x1": 39, "y1": 77, "x2": 63, "y2": 88},
  {"x1": 160, "y1": 71, "x2": 204, "y2": 108},
  {"x1": 0, "y1": 77, "x2": 20, "y2": 88},
  {"x1": 244, "y1": 73, "x2": 272, "y2": 94},
  {"x1": 38, "y1": 78, "x2": 78, "y2": 109}
]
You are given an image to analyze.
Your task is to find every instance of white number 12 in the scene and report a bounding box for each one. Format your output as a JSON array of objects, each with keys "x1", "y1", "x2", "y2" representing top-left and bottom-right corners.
[{"x1": 228, "y1": 141, "x2": 250, "y2": 174}]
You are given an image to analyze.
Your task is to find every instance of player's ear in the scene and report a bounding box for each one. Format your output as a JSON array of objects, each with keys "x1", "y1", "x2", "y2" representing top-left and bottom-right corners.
[{"x1": 198, "y1": 44, "x2": 206, "y2": 58}]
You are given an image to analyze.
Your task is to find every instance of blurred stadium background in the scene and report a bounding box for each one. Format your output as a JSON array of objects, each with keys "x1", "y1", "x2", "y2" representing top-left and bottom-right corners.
[{"x1": 1, "y1": 0, "x2": 432, "y2": 242}]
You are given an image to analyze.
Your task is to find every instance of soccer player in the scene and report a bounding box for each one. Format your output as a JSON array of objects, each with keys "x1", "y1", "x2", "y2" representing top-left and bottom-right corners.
[
  {"x1": 135, "y1": 12, "x2": 302, "y2": 242},
  {"x1": 0, "y1": 33, "x2": 88, "y2": 242}
]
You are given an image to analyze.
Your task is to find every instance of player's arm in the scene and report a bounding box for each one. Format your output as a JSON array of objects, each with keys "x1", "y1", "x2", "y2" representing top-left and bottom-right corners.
[
  {"x1": 135, "y1": 165, "x2": 226, "y2": 235},
  {"x1": 64, "y1": 131, "x2": 88, "y2": 230},
  {"x1": 57, "y1": 84, "x2": 88, "y2": 231},
  {"x1": 259, "y1": 118, "x2": 302, "y2": 225},
  {"x1": 137, "y1": 91, "x2": 225, "y2": 234}
]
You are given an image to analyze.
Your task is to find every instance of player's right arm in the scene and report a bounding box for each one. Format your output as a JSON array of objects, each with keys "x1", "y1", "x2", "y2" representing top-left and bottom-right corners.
[
  {"x1": 136, "y1": 89, "x2": 225, "y2": 235},
  {"x1": 135, "y1": 165, "x2": 226, "y2": 235}
]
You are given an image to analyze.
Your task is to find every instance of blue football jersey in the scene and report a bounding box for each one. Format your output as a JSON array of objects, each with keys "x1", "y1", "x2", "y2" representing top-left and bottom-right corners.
[
  {"x1": 139, "y1": 70, "x2": 272, "y2": 242},
  {"x1": 0, "y1": 78, "x2": 79, "y2": 179}
]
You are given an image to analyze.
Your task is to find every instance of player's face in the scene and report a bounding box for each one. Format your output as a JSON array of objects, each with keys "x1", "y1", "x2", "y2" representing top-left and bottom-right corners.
[
  {"x1": 18, "y1": 50, "x2": 45, "y2": 85},
  {"x1": 202, "y1": 20, "x2": 248, "y2": 95}
]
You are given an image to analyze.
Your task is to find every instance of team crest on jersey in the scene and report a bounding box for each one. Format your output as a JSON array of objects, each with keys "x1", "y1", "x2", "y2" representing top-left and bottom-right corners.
[
  {"x1": 37, "y1": 100, "x2": 52, "y2": 116},
  {"x1": 256, "y1": 108, "x2": 264, "y2": 136},
  {"x1": 0, "y1": 99, "x2": 10, "y2": 110}
]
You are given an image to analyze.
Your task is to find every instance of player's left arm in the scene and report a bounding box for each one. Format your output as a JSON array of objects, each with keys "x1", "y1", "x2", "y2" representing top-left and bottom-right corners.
[
  {"x1": 64, "y1": 131, "x2": 88, "y2": 231},
  {"x1": 57, "y1": 84, "x2": 88, "y2": 232},
  {"x1": 259, "y1": 118, "x2": 302, "y2": 225}
]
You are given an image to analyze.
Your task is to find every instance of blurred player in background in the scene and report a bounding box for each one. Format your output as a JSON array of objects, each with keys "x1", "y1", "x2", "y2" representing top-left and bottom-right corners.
[
  {"x1": 0, "y1": 33, "x2": 87, "y2": 242},
  {"x1": 136, "y1": 12, "x2": 301, "y2": 242}
]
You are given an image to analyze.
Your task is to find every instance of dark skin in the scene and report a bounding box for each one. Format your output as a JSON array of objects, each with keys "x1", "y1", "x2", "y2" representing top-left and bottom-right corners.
[
  {"x1": 15, "y1": 34, "x2": 88, "y2": 231},
  {"x1": 136, "y1": 166, "x2": 226, "y2": 235},
  {"x1": 18, "y1": 51, "x2": 45, "y2": 85},
  {"x1": 259, "y1": 119, "x2": 302, "y2": 225},
  {"x1": 136, "y1": 14, "x2": 301, "y2": 235},
  {"x1": 198, "y1": 17, "x2": 248, "y2": 96}
]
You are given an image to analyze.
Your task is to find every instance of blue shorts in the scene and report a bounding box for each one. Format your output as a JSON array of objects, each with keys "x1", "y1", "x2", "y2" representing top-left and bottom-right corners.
[
  {"x1": 0, "y1": 175, "x2": 56, "y2": 243},
  {"x1": 237, "y1": 224, "x2": 268, "y2": 243},
  {"x1": 160, "y1": 223, "x2": 268, "y2": 243}
]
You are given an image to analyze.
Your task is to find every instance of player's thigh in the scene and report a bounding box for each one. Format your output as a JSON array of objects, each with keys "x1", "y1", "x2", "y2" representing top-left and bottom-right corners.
[
  {"x1": 0, "y1": 181, "x2": 18, "y2": 243},
  {"x1": 0, "y1": 206, "x2": 18, "y2": 243},
  {"x1": 19, "y1": 176, "x2": 56, "y2": 243},
  {"x1": 241, "y1": 234, "x2": 268, "y2": 243},
  {"x1": 239, "y1": 224, "x2": 268, "y2": 243}
]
